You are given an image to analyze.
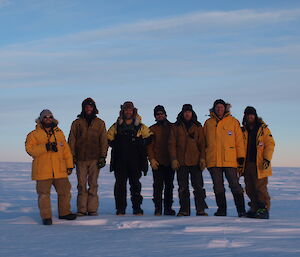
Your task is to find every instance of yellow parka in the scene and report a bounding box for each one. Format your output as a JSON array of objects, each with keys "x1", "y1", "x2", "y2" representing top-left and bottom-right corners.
[
  {"x1": 25, "y1": 120, "x2": 74, "y2": 181},
  {"x1": 242, "y1": 120, "x2": 275, "y2": 179},
  {"x1": 204, "y1": 110, "x2": 245, "y2": 168}
]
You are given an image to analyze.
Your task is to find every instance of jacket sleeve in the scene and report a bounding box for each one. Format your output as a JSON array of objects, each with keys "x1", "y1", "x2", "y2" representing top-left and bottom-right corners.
[
  {"x1": 140, "y1": 124, "x2": 153, "y2": 139},
  {"x1": 234, "y1": 119, "x2": 246, "y2": 159},
  {"x1": 263, "y1": 127, "x2": 275, "y2": 161},
  {"x1": 197, "y1": 126, "x2": 206, "y2": 160},
  {"x1": 61, "y1": 132, "x2": 74, "y2": 168},
  {"x1": 168, "y1": 125, "x2": 177, "y2": 161},
  {"x1": 107, "y1": 123, "x2": 117, "y2": 146},
  {"x1": 99, "y1": 121, "x2": 108, "y2": 158},
  {"x1": 67, "y1": 121, "x2": 77, "y2": 157},
  {"x1": 25, "y1": 132, "x2": 47, "y2": 158},
  {"x1": 147, "y1": 126, "x2": 156, "y2": 160}
]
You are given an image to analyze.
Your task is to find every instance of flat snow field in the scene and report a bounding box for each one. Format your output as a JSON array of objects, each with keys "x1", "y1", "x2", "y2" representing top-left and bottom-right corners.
[{"x1": 0, "y1": 162, "x2": 300, "y2": 257}]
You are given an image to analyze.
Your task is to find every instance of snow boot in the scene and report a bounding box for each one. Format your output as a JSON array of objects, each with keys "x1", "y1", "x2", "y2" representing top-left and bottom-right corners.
[
  {"x1": 214, "y1": 192, "x2": 227, "y2": 216},
  {"x1": 196, "y1": 210, "x2": 208, "y2": 216},
  {"x1": 88, "y1": 212, "x2": 98, "y2": 216},
  {"x1": 164, "y1": 208, "x2": 176, "y2": 216},
  {"x1": 154, "y1": 208, "x2": 162, "y2": 216},
  {"x1": 233, "y1": 193, "x2": 246, "y2": 217},
  {"x1": 256, "y1": 202, "x2": 269, "y2": 219},
  {"x1": 59, "y1": 213, "x2": 77, "y2": 220},
  {"x1": 133, "y1": 208, "x2": 144, "y2": 216},
  {"x1": 177, "y1": 210, "x2": 190, "y2": 216},
  {"x1": 77, "y1": 212, "x2": 87, "y2": 217},
  {"x1": 116, "y1": 210, "x2": 125, "y2": 216},
  {"x1": 42, "y1": 218, "x2": 52, "y2": 225}
]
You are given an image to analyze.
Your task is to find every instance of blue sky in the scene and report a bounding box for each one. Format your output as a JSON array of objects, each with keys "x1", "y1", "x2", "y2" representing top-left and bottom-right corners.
[{"x1": 0, "y1": 0, "x2": 299, "y2": 166}]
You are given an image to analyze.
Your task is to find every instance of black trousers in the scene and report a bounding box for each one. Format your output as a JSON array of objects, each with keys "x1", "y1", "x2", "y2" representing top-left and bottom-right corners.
[
  {"x1": 152, "y1": 165, "x2": 175, "y2": 210},
  {"x1": 208, "y1": 167, "x2": 243, "y2": 195},
  {"x1": 176, "y1": 166, "x2": 207, "y2": 214},
  {"x1": 114, "y1": 162, "x2": 143, "y2": 211}
]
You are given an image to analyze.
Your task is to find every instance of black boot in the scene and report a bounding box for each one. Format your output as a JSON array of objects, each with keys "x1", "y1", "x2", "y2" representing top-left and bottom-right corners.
[
  {"x1": 256, "y1": 202, "x2": 269, "y2": 219},
  {"x1": 196, "y1": 210, "x2": 208, "y2": 216},
  {"x1": 214, "y1": 192, "x2": 227, "y2": 216},
  {"x1": 59, "y1": 213, "x2": 77, "y2": 220},
  {"x1": 116, "y1": 209, "x2": 125, "y2": 216},
  {"x1": 42, "y1": 218, "x2": 52, "y2": 225},
  {"x1": 133, "y1": 207, "x2": 144, "y2": 216},
  {"x1": 233, "y1": 193, "x2": 246, "y2": 217},
  {"x1": 153, "y1": 198, "x2": 162, "y2": 216},
  {"x1": 177, "y1": 211, "x2": 190, "y2": 216},
  {"x1": 164, "y1": 208, "x2": 176, "y2": 216}
]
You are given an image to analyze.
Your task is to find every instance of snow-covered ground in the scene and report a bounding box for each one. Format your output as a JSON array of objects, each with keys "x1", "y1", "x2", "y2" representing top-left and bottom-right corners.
[{"x1": 0, "y1": 162, "x2": 300, "y2": 257}]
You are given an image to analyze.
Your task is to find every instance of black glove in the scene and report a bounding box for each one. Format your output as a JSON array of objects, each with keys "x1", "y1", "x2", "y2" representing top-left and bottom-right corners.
[
  {"x1": 237, "y1": 157, "x2": 245, "y2": 167},
  {"x1": 263, "y1": 159, "x2": 270, "y2": 170},
  {"x1": 97, "y1": 157, "x2": 106, "y2": 169},
  {"x1": 67, "y1": 168, "x2": 73, "y2": 175},
  {"x1": 143, "y1": 170, "x2": 147, "y2": 176}
]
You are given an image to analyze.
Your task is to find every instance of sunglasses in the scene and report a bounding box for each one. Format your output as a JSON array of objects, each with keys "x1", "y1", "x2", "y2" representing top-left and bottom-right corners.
[
  {"x1": 43, "y1": 116, "x2": 53, "y2": 119},
  {"x1": 155, "y1": 112, "x2": 165, "y2": 116}
]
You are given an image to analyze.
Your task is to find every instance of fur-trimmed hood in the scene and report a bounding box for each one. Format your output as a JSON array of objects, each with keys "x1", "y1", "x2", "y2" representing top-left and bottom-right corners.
[
  {"x1": 35, "y1": 118, "x2": 59, "y2": 129},
  {"x1": 209, "y1": 103, "x2": 232, "y2": 120},
  {"x1": 117, "y1": 113, "x2": 142, "y2": 127},
  {"x1": 175, "y1": 110, "x2": 201, "y2": 126}
]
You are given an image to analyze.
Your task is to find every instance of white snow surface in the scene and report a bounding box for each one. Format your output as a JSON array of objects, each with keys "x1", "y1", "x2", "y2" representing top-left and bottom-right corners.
[{"x1": 0, "y1": 162, "x2": 299, "y2": 256}]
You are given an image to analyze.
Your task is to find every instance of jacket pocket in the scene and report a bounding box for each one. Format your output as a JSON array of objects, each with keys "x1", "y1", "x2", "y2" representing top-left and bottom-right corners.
[{"x1": 224, "y1": 146, "x2": 236, "y2": 162}]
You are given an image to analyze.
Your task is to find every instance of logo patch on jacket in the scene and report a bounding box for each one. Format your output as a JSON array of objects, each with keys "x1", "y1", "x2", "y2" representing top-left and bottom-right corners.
[
  {"x1": 258, "y1": 142, "x2": 264, "y2": 147},
  {"x1": 60, "y1": 142, "x2": 64, "y2": 147},
  {"x1": 228, "y1": 131, "x2": 233, "y2": 136}
]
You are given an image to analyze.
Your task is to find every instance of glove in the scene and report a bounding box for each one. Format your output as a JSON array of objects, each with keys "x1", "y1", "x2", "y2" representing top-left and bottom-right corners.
[
  {"x1": 67, "y1": 168, "x2": 73, "y2": 175},
  {"x1": 237, "y1": 157, "x2": 245, "y2": 176},
  {"x1": 199, "y1": 159, "x2": 206, "y2": 171},
  {"x1": 263, "y1": 159, "x2": 270, "y2": 170},
  {"x1": 143, "y1": 170, "x2": 148, "y2": 176},
  {"x1": 171, "y1": 160, "x2": 180, "y2": 171},
  {"x1": 97, "y1": 157, "x2": 106, "y2": 169},
  {"x1": 150, "y1": 159, "x2": 159, "y2": 170}
]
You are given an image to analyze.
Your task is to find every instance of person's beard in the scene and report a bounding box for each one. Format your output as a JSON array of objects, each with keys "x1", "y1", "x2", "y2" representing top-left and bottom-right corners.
[{"x1": 43, "y1": 122, "x2": 54, "y2": 128}]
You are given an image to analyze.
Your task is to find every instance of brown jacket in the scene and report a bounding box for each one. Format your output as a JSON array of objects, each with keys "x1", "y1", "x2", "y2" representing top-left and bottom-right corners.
[
  {"x1": 169, "y1": 122, "x2": 205, "y2": 167},
  {"x1": 147, "y1": 120, "x2": 172, "y2": 166},
  {"x1": 68, "y1": 117, "x2": 108, "y2": 162}
]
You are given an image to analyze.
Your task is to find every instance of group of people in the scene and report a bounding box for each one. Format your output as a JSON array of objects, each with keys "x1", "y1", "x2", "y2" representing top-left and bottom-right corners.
[{"x1": 25, "y1": 98, "x2": 275, "y2": 225}]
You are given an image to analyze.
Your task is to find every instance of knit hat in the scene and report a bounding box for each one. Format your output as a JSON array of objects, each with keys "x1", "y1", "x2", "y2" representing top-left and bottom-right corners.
[
  {"x1": 82, "y1": 98, "x2": 99, "y2": 114},
  {"x1": 182, "y1": 104, "x2": 193, "y2": 112},
  {"x1": 154, "y1": 105, "x2": 166, "y2": 117},
  {"x1": 213, "y1": 99, "x2": 226, "y2": 109},
  {"x1": 39, "y1": 109, "x2": 53, "y2": 120},
  {"x1": 244, "y1": 106, "x2": 257, "y2": 116}
]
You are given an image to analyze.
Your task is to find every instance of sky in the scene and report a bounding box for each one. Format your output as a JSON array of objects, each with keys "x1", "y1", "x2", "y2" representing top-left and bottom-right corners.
[{"x1": 0, "y1": 0, "x2": 299, "y2": 166}]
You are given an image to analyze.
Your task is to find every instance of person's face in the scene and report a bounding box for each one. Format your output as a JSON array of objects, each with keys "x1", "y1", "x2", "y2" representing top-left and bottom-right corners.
[
  {"x1": 42, "y1": 115, "x2": 53, "y2": 127},
  {"x1": 84, "y1": 105, "x2": 94, "y2": 116},
  {"x1": 155, "y1": 112, "x2": 166, "y2": 121},
  {"x1": 215, "y1": 104, "x2": 225, "y2": 117},
  {"x1": 124, "y1": 108, "x2": 134, "y2": 119},
  {"x1": 183, "y1": 111, "x2": 192, "y2": 121},
  {"x1": 247, "y1": 114, "x2": 256, "y2": 124}
]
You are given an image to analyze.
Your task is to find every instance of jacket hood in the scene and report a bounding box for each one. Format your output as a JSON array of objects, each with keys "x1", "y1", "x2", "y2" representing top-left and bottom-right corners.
[
  {"x1": 209, "y1": 103, "x2": 232, "y2": 120},
  {"x1": 175, "y1": 110, "x2": 201, "y2": 126},
  {"x1": 35, "y1": 118, "x2": 59, "y2": 129},
  {"x1": 117, "y1": 113, "x2": 142, "y2": 127}
]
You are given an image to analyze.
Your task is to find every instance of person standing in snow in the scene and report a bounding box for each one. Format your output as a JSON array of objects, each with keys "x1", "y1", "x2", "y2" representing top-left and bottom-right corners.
[
  {"x1": 147, "y1": 105, "x2": 176, "y2": 216},
  {"x1": 107, "y1": 101, "x2": 152, "y2": 216},
  {"x1": 25, "y1": 110, "x2": 77, "y2": 225},
  {"x1": 68, "y1": 98, "x2": 108, "y2": 216},
  {"x1": 169, "y1": 104, "x2": 208, "y2": 216},
  {"x1": 241, "y1": 106, "x2": 275, "y2": 219},
  {"x1": 204, "y1": 99, "x2": 246, "y2": 217}
]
